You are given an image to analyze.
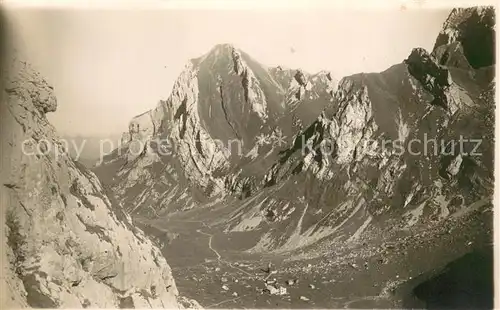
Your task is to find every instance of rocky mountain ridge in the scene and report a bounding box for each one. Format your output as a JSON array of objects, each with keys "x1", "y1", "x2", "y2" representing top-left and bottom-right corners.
[
  {"x1": 218, "y1": 6, "x2": 494, "y2": 254},
  {"x1": 95, "y1": 44, "x2": 338, "y2": 214},
  {"x1": 95, "y1": 6, "x2": 494, "y2": 259}
]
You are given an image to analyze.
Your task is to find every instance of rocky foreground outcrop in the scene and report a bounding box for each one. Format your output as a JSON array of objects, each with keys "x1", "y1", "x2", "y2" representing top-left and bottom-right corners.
[{"x1": 0, "y1": 53, "x2": 201, "y2": 308}]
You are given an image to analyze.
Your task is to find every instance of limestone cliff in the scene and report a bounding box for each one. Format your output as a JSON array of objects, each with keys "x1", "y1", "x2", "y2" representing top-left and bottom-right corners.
[
  {"x1": 0, "y1": 54, "x2": 201, "y2": 308},
  {"x1": 433, "y1": 7, "x2": 495, "y2": 69},
  {"x1": 95, "y1": 44, "x2": 337, "y2": 216},
  {"x1": 223, "y1": 6, "x2": 494, "y2": 252}
]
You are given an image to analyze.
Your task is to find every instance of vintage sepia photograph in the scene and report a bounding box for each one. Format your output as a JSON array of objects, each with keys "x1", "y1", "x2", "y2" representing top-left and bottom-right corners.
[{"x1": 0, "y1": 1, "x2": 496, "y2": 309}]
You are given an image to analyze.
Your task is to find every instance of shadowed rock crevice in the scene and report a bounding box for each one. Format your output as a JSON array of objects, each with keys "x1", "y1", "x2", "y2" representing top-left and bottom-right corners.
[
  {"x1": 406, "y1": 247, "x2": 493, "y2": 310},
  {"x1": 219, "y1": 84, "x2": 241, "y2": 140},
  {"x1": 434, "y1": 7, "x2": 495, "y2": 69}
]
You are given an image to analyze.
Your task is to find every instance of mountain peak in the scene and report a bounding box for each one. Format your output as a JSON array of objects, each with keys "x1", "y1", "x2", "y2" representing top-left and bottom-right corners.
[
  {"x1": 206, "y1": 43, "x2": 238, "y2": 56},
  {"x1": 193, "y1": 43, "x2": 239, "y2": 64},
  {"x1": 211, "y1": 43, "x2": 237, "y2": 51}
]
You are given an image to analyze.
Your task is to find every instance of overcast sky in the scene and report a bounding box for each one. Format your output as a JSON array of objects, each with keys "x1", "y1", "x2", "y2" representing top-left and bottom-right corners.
[{"x1": 7, "y1": 7, "x2": 450, "y2": 136}]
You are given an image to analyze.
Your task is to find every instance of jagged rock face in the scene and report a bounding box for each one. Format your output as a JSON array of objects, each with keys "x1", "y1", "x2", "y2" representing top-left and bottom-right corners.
[
  {"x1": 294, "y1": 70, "x2": 308, "y2": 86},
  {"x1": 194, "y1": 44, "x2": 285, "y2": 146},
  {"x1": 432, "y1": 41, "x2": 473, "y2": 70},
  {"x1": 252, "y1": 61, "x2": 492, "y2": 241},
  {"x1": 0, "y1": 57, "x2": 200, "y2": 308},
  {"x1": 433, "y1": 6, "x2": 495, "y2": 68},
  {"x1": 269, "y1": 67, "x2": 338, "y2": 123},
  {"x1": 405, "y1": 48, "x2": 468, "y2": 114},
  {"x1": 217, "y1": 7, "x2": 494, "y2": 253},
  {"x1": 4, "y1": 56, "x2": 57, "y2": 114},
  {"x1": 96, "y1": 44, "x2": 337, "y2": 216},
  {"x1": 98, "y1": 8, "x2": 492, "y2": 257},
  {"x1": 128, "y1": 102, "x2": 165, "y2": 142}
]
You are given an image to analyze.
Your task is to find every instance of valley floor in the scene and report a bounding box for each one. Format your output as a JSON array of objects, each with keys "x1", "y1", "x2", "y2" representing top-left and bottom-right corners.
[{"x1": 135, "y1": 203, "x2": 493, "y2": 309}]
